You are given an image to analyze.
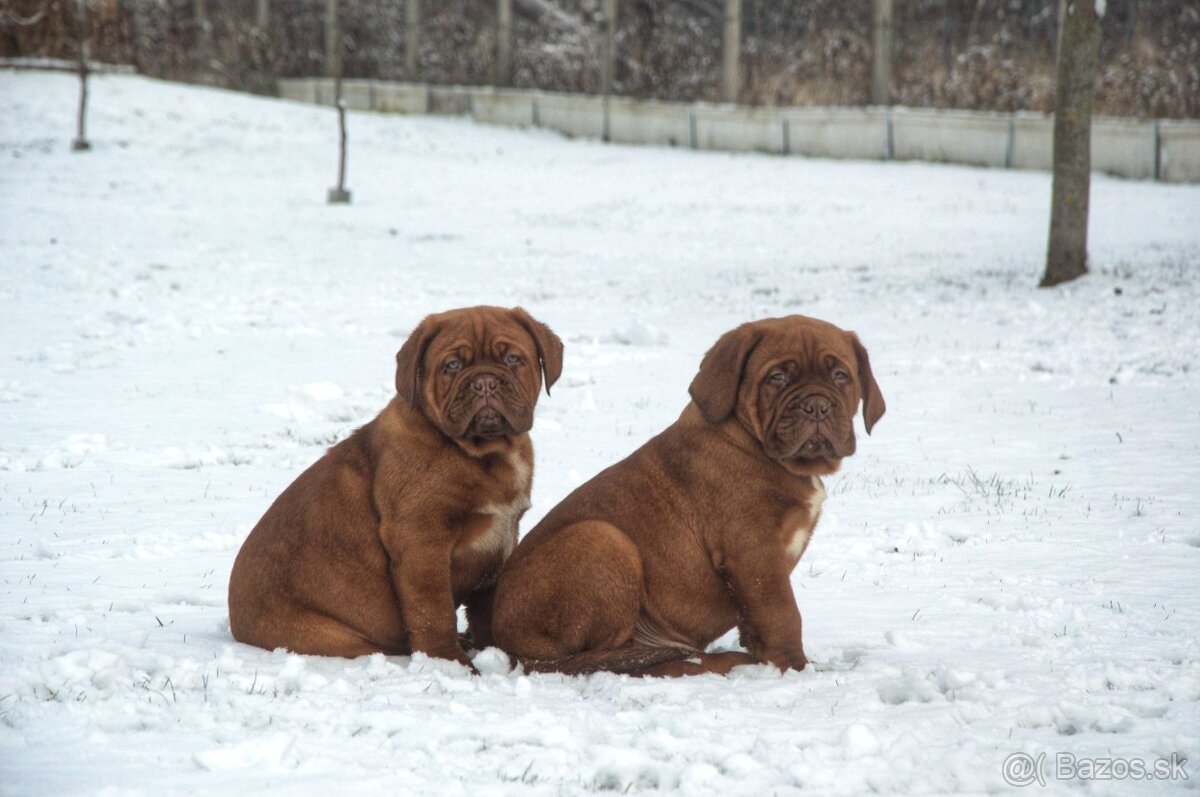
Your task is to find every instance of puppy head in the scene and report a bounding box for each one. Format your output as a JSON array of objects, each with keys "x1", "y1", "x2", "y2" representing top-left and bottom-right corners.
[
  {"x1": 395, "y1": 306, "x2": 563, "y2": 456},
  {"x1": 689, "y1": 315, "x2": 885, "y2": 475}
]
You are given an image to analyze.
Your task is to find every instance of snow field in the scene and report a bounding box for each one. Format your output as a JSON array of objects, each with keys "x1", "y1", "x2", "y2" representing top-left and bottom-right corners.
[{"x1": 1, "y1": 72, "x2": 1198, "y2": 795}]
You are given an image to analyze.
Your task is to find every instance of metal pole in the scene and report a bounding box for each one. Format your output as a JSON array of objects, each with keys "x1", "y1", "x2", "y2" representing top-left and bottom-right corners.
[
  {"x1": 871, "y1": 0, "x2": 894, "y2": 105},
  {"x1": 325, "y1": 0, "x2": 339, "y2": 79},
  {"x1": 495, "y1": 0, "x2": 512, "y2": 87},
  {"x1": 720, "y1": 0, "x2": 741, "y2": 103},
  {"x1": 405, "y1": 0, "x2": 421, "y2": 80},
  {"x1": 72, "y1": 0, "x2": 90, "y2": 151},
  {"x1": 601, "y1": 0, "x2": 617, "y2": 97}
]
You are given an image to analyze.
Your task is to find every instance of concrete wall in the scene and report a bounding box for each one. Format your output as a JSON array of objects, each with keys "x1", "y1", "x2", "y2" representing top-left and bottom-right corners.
[
  {"x1": 1011, "y1": 113, "x2": 1053, "y2": 172},
  {"x1": 693, "y1": 105, "x2": 784, "y2": 154},
  {"x1": 1092, "y1": 118, "x2": 1156, "y2": 181},
  {"x1": 374, "y1": 82, "x2": 428, "y2": 114},
  {"x1": 784, "y1": 108, "x2": 888, "y2": 160},
  {"x1": 278, "y1": 78, "x2": 317, "y2": 104},
  {"x1": 535, "y1": 93, "x2": 605, "y2": 140},
  {"x1": 275, "y1": 78, "x2": 1200, "y2": 182},
  {"x1": 893, "y1": 108, "x2": 1011, "y2": 168},
  {"x1": 607, "y1": 97, "x2": 691, "y2": 148},
  {"x1": 1160, "y1": 121, "x2": 1200, "y2": 183},
  {"x1": 340, "y1": 79, "x2": 374, "y2": 112},
  {"x1": 472, "y1": 89, "x2": 536, "y2": 128},
  {"x1": 429, "y1": 85, "x2": 473, "y2": 116}
]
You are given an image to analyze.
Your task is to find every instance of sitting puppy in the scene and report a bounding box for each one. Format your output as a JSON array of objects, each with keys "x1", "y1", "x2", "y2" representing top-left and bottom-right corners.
[
  {"x1": 493, "y1": 315, "x2": 884, "y2": 676},
  {"x1": 229, "y1": 306, "x2": 562, "y2": 667}
]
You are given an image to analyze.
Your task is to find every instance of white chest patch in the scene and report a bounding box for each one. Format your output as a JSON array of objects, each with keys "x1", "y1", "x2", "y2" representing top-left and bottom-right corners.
[
  {"x1": 786, "y1": 476, "x2": 827, "y2": 560},
  {"x1": 469, "y1": 450, "x2": 532, "y2": 559},
  {"x1": 471, "y1": 494, "x2": 530, "y2": 559}
]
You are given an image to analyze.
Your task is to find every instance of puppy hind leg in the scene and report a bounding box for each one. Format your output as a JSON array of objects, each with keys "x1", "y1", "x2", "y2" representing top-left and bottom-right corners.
[
  {"x1": 520, "y1": 644, "x2": 694, "y2": 676},
  {"x1": 494, "y1": 521, "x2": 643, "y2": 660},
  {"x1": 634, "y1": 650, "x2": 757, "y2": 678},
  {"x1": 239, "y1": 609, "x2": 393, "y2": 658}
]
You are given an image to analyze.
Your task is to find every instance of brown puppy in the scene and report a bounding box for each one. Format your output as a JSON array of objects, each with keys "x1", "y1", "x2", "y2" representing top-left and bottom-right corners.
[
  {"x1": 229, "y1": 306, "x2": 562, "y2": 667},
  {"x1": 493, "y1": 315, "x2": 884, "y2": 676}
]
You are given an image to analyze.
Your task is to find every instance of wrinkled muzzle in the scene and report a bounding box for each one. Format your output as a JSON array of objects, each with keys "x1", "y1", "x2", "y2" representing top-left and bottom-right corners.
[
  {"x1": 765, "y1": 389, "x2": 855, "y2": 461},
  {"x1": 443, "y1": 368, "x2": 531, "y2": 438}
]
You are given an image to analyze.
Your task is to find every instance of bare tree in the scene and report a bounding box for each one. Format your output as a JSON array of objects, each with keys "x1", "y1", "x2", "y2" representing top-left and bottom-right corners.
[
  {"x1": 1041, "y1": 0, "x2": 1102, "y2": 288},
  {"x1": 326, "y1": 0, "x2": 350, "y2": 204},
  {"x1": 327, "y1": 73, "x2": 351, "y2": 204},
  {"x1": 71, "y1": 0, "x2": 90, "y2": 151}
]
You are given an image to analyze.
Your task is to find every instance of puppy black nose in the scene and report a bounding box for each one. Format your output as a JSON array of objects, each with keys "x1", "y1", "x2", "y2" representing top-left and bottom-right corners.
[
  {"x1": 471, "y1": 374, "x2": 499, "y2": 396},
  {"x1": 801, "y1": 396, "x2": 830, "y2": 421}
]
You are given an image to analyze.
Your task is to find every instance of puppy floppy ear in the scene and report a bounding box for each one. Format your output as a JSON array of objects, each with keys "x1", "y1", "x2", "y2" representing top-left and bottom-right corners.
[
  {"x1": 512, "y1": 307, "x2": 564, "y2": 395},
  {"x1": 847, "y1": 332, "x2": 886, "y2": 434},
  {"x1": 689, "y1": 325, "x2": 761, "y2": 424},
  {"x1": 395, "y1": 318, "x2": 436, "y2": 408}
]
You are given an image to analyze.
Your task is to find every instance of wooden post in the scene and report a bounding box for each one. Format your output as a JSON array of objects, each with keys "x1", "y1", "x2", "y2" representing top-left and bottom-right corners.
[
  {"x1": 325, "y1": 0, "x2": 339, "y2": 79},
  {"x1": 256, "y1": 0, "x2": 269, "y2": 30},
  {"x1": 720, "y1": 0, "x2": 740, "y2": 103},
  {"x1": 405, "y1": 0, "x2": 421, "y2": 80},
  {"x1": 495, "y1": 0, "x2": 512, "y2": 86},
  {"x1": 600, "y1": 0, "x2": 616, "y2": 96},
  {"x1": 1041, "y1": 0, "x2": 1102, "y2": 287},
  {"x1": 871, "y1": 0, "x2": 893, "y2": 105},
  {"x1": 71, "y1": 0, "x2": 90, "y2": 151}
]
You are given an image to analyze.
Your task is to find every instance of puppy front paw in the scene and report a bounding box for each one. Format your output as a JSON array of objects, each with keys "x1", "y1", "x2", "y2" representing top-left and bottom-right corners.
[
  {"x1": 762, "y1": 648, "x2": 809, "y2": 672},
  {"x1": 416, "y1": 641, "x2": 479, "y2": 673}
]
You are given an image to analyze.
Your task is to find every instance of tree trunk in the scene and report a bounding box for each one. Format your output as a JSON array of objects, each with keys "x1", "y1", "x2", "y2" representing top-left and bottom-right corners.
[
  {"x1": 71, "y1": 0, "x2": 90, "y2": 152},
  {"x1": 335, "y1": 78, "x2": 348, "y2": 192},
  {"x1": 327, "y1": 71, "x2": 351, "y2": 204},
  {"x1": 327, "y1": 1, "x2": 350, "y2": 204},
  {"x1": 1042, "y1": 0, "x2": 1102, "y2": 288}
]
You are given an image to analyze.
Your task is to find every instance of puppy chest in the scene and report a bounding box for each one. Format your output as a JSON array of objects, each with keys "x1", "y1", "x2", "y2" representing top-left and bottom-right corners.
[
  {"x1": 460, "y1": 495, "x2": 530, "y2": 561},
  {"x1": 783, "y1": 476, "x2": 827, "y2": 561}
]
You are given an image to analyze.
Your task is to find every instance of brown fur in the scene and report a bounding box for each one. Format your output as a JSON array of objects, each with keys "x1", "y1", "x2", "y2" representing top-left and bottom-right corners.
[
  {"x1": 228, "y1": 306, "x2": 563, "y2": 667},
  {"x1": 493, "y1": 315, "x2": 884, "y2": 676}
]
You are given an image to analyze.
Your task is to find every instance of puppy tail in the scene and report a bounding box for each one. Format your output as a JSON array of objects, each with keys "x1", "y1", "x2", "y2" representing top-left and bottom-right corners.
[{"x1": 517, "y1": 645, "x2": 696, "y2": 676}]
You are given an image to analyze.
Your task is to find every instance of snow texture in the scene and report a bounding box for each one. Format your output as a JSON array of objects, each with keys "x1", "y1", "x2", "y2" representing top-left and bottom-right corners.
[{"x1": 1, "y1": 72, "x2": 1198, "y2": 795}]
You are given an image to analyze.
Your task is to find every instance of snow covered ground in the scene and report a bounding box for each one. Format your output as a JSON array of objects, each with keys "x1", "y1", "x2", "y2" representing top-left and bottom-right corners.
[{"x1": 1, "y1": 72, "x2": 1198, "y2": 795}]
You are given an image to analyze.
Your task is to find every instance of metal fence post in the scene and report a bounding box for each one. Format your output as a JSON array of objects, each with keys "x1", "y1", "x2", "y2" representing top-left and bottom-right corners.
[
  {"x1": 324, "y1": 0, "x2": 339, "y2": 78},
  {"x1": 721, "y1": 0, "x2": 741, "y2": 103},
  {"x1": 496, "y1": 0, "x2": 512, "y2": 86},
  {"x1": 871, "y1": 0, "x2": 894, "y2": 105},
  {"x1": 405, "y1": 0, "x2": 421, "y2": 80}
]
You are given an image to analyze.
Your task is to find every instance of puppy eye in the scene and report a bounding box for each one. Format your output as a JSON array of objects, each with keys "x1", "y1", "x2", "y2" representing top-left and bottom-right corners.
[
  {"x1": 766, "y1": 370, "x2": 788, "y2": 386},
  {"x1": 444, "y1": 359, "x2": 463, "y2": 374},
  {"x1": 832, "y1": 369, "x2": 851, "y2": 384},
  {"x1": 504, "y1": 353, "x2": 523, "y2": 366}
]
